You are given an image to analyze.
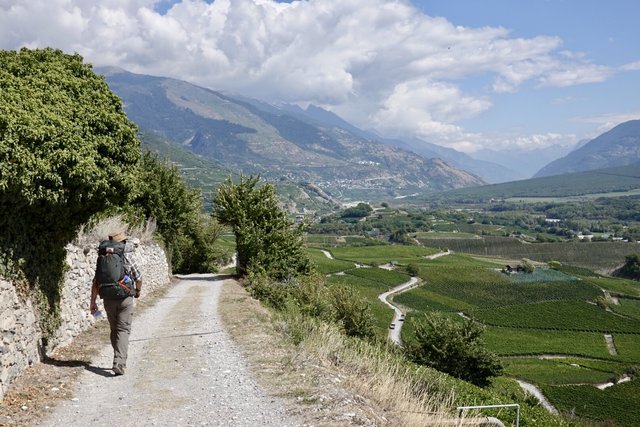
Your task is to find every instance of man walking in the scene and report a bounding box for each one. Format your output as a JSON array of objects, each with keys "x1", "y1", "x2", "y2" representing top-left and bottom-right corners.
[{"x1": 90, "y1": 231, "x2": 142, "y2": 376}]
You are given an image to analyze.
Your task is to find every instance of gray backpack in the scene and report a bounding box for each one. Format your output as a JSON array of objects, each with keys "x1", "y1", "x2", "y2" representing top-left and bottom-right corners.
[{"x1": 96, "y1": 240, "x2": 133, "y2": 299}]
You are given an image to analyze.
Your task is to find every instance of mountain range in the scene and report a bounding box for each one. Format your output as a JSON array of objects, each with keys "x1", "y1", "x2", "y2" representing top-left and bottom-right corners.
[
  {"x1": 98, "y1": 67, "x2": 640, "y2": 203},
  {"x1": 535, "y1": 120, "x2": 640, "y2": 177},
  {"x1": 98, "y1": 67, "x2": 489, "y2": 201}
]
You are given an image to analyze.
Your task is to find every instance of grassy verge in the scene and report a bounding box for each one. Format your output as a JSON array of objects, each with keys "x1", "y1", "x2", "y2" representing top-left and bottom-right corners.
[
  {"x1": 218, "y1": 279, "x2": 577, "y2": 426},
  {"x1": 218, "y1": 279, "x2": 465, "y2": 426}
]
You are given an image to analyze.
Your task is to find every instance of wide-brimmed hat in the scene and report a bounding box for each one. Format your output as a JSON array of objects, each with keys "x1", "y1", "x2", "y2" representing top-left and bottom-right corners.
[{"x1": 109, "y1": 231, "x2": 128, "y2": 242}]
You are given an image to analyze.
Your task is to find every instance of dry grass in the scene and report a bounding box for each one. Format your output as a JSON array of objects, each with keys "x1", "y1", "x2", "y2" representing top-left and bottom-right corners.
[
  {"x1": 219, "y1": 279, "x2": 464, "y2": 426},
  {"x1": 73, "y1": 215, "x2": 157, "y2": 248}
]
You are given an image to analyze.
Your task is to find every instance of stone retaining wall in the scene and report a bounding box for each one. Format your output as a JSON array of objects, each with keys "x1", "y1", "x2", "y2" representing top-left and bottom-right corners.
[{"x1": 0, "y1": 241, "x2": 170, "y2": 401}]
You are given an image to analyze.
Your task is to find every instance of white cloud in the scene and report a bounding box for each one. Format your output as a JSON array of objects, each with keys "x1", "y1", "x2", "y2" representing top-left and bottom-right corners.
[
  {"x1": 621, "y1": 60, "x2": 640, "y2": 71},
  {"x1": 372, "y1": 78, "x2": 492, "y2": 144},
  {"x1": 0, "y1": 0, "x2": 617, "y2": 152},
  {"x1": 574, "y1": 112, "x2": 640, "y2": 135},
  {"x1": 538, "y1": 63, "x2": 612, "y2": 87}
]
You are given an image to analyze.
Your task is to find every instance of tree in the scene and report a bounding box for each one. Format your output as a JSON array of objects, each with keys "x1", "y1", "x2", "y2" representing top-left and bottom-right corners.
[
  {"x1": 405, "y1": 263, "x2": 420, "y2": 277},
  {"x1": 213, "y1": 175, "x2": 311, "y2": 280},
  {"x1": 341, "y1": 203, "x2": 373, "y2": 218},
  {"x1": 0, "y1": 49, "x2": 140, "y2": 233},
  {"x1": 0, "y1": 48, "x2": 140, "y2": 338},
  {"x1": 173, "y1": 216, "x2": 226, "y2": 274},
  {"x1": 617, "y1": 253, "x2": 640, "y2": 280},
  {"x1": 406, "y1": 312, "x2": 502, "y2": 387},
  {"x1": 329, "y1": 285, "x2": 375, "y2": 339},
  {"x1": 131, "y1": 152, "x2": 210, "y2": 272},
  {"x1": 521, "y1": 258, "x2": 536, "y2": 273}
]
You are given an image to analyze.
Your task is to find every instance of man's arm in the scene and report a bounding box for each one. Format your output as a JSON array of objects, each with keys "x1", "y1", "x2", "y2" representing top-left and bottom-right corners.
[
  {"x1": 90, "y1": 279, "x2": 99, "y2": 313},
  {"x1": 134, "y1": 279, "x2": 142, "y2": 298},
  {"x1": 124, "y1": 252, "x2": 143, "y2": 298}
]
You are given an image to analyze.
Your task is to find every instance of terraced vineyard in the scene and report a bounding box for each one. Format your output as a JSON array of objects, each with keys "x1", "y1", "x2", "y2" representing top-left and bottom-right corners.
[
  {"x1": 308, "y1": 242, "x2": 640, "y2": 426},
  {"x1": 416, "y1": 236, "x2": 640, "y2": 272},
  {"x1": 329, "y1": 244, "x2": 439, "y2": 265}
]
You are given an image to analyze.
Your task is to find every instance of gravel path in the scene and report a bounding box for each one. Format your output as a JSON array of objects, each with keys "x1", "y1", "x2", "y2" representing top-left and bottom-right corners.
[{"x1": 39, "y1": 274, "x2": 302, "y2": 427}]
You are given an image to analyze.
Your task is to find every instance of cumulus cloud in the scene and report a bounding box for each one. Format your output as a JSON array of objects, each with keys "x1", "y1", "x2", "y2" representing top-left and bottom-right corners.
[
  {"x1": 0, "y1": 0, "x2": 615, "y2": 151},
  {"x1": 371, "y1": 78, "x2": 492, "y2": 143}
]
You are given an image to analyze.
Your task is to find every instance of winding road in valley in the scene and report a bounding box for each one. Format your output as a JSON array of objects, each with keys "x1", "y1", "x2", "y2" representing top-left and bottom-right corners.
[
  {"x1": 377, "y1": 249, "x2": 452, "y2": 345},
  {"x1": 321, "y1": 247, "x2": 574, "y2": 417},
  {"x1": 378, "y1": 277, "x2": 420, "y2": 345}
]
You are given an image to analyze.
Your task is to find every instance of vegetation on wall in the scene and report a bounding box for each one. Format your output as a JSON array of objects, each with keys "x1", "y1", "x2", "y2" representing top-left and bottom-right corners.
[
  {"x1": 0, "y1": 48, "x2": 140, "y2": 339},
  {"x1": 0, "y1": 48, "x2": 224, "y2": 341}
]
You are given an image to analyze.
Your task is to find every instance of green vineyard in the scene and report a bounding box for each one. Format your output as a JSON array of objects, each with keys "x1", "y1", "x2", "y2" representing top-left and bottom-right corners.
[{"x1": 307, "y1": 239, "x2": 640, "y2": 426}]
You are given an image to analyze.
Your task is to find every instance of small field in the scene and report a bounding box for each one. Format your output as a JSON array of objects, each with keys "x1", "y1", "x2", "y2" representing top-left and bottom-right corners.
[
  {"x1": 328, "y1": 244, "x2": 439, "y2": 266},
  {"x1": 416, "y1": 236, "x2": 640, "y2": 272},
  {"x1": 542, "y1": 381, "x2": 640, "y2": 427}
]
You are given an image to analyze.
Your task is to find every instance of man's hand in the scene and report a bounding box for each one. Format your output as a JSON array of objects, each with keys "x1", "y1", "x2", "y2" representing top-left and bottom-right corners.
[
  {"x1": 90, "y1": 301, "x2": 98, "y2": 314},
  {"x1": 135, "y1": 280, "x2": 142, "y2": 299}
]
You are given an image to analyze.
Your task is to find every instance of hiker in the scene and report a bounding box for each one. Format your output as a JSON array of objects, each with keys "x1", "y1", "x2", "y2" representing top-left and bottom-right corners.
[{"x1": 89, "y1": 231, "x2": 143, "y2": 376}]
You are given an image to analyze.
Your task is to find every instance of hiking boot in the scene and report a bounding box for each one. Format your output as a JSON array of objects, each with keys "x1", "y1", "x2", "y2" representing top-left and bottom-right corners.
[{"x1": 113, "y1": 364, "x2": 125, "y2": 376}]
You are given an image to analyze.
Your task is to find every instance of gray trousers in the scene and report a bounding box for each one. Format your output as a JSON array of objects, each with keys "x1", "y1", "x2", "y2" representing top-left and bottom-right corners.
[{"x1": 103, "y1": 296, "x2": 134, "y2": 367}]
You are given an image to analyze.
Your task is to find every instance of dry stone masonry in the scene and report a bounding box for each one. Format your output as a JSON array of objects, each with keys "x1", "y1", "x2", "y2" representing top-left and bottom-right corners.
[{"x1": 0, "y1": 241, "x2": 170, "y2": 401}]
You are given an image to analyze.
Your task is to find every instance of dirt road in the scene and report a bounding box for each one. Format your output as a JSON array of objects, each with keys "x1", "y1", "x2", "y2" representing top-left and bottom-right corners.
[
  {"x1": 40, "y1": 274, "x2": 302, "y2": 427},
  {"x1": 378, "y1": 277, "x2": 419, "y2": 345}
]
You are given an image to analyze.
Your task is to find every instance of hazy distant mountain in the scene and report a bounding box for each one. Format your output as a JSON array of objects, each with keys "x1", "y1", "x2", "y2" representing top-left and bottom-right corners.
[
  {"x1": 535, "y1": 120, "x2": 640, "y2": 177},
  {"x1": 416, "y1": 163, "x2": 640, "y2": 205},
  {"x1": 473, "y1": 143, "x2": 582, "y2": 179},
  {"x1": 256, "y1": 103, "x2": 519, "y2": 184},
  {"x1": 98, "y1": 67, "x2": 485, "y2": 199},
  {"x1": 390, "y1": 137, "x2": 522, "y2": 183}
]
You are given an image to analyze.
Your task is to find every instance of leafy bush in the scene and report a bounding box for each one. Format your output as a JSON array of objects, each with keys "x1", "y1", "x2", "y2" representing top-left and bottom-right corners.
[
  {"x1": 341, "y1": 202, "x2": 373, "y2": 218},
  {"x1": 247, "y1": 271, "x2": 374, "y2": 340},
  {"x1": 616, "y1": 253, "x2": 640, "y2": 280},
  {"x1": 130, "y1": 152, "x2": 226, "y2": 273},
  {"x1": 406, "y1": 263, "x2": 421, "y2": 277},
  {"x1": 328, "y1": 285, "x2": 375, "y2": 339},
  {"x1": 0, "y1": 48, "x2": 140, "y2": 338},
  {"x1": 521, "y1": 258, "x2": 536, "y2": 273},
  {"x1": 405, "y1": 311, "x2": 503, "y2": 387},
  {"x1": 246, "y1": 270, "x2": 293, "y2": 310}
]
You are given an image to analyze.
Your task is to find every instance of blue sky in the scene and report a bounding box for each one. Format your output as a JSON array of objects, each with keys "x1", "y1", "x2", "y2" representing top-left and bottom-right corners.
[
  {"x1": 410, "y1": 0, "x2": 640, "y2": 141},
  {"x1": 1, "y1": 0, "x2": 639, "y2": 157}
]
